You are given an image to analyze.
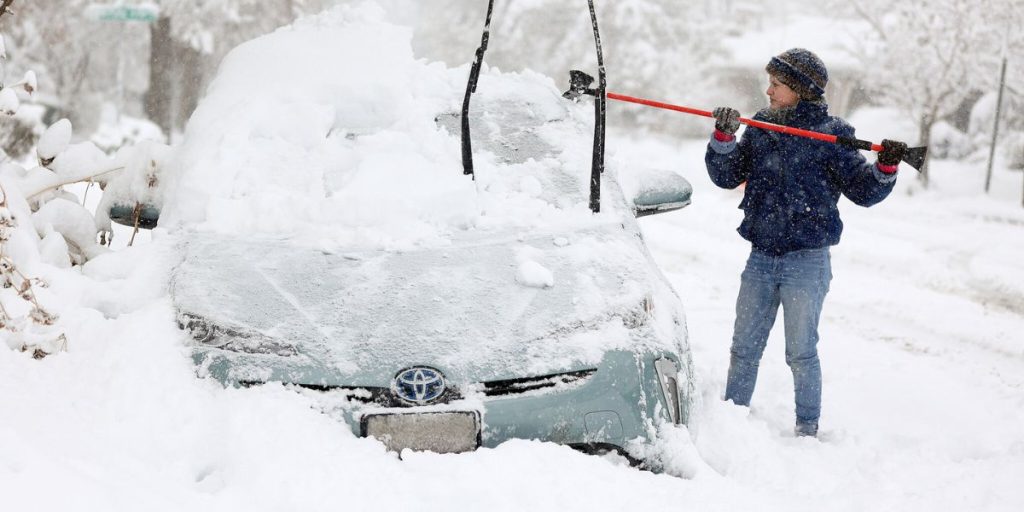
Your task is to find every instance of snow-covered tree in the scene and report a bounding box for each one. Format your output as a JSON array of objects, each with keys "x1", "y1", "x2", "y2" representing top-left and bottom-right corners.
[
  {"x1": 839, "y1": 0, "x2": 1023, "y2": 185},
  {"x1": 2, "y1": 1, "x2": 152, "y2": 133},
  {"x1": 983, "y1": 6, "x2": 1024, "y2": 170},
  {"x1": 2, "y1": 1, "x2": 333, "y2": 140}
]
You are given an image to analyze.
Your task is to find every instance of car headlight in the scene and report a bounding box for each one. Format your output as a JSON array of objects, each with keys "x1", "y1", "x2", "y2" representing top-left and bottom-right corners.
[
  {"x1": 178, "y1": 313, "x2": 298, "y2": 357},
  {"x1": 654, "y1": 357, "x2": 681, "y2": 424}
]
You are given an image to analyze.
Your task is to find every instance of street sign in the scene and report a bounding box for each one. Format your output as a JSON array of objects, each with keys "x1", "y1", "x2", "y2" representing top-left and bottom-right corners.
[{"x1": 84, "y1": 3, "x2": 160, "y2": 23}]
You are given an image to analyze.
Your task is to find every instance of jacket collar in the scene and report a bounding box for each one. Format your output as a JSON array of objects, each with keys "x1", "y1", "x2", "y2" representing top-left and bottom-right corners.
[
  {"x1": 759, "y1": 98, "x2": 828, "y2": 127},
  {"x1": 789, "y1": 98, "x2": 828, "y2": 126}
]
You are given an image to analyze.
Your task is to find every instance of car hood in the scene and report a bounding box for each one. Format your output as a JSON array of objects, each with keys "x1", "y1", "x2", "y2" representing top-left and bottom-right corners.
[{"x1": 173, "y1": 228, "x2": 670, "y2": 385}]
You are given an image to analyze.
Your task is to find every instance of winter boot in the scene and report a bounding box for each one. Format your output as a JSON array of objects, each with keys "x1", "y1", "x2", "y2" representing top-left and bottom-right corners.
[{"x1": 795, "y1": 421, "x2": 818, "y2": 438}]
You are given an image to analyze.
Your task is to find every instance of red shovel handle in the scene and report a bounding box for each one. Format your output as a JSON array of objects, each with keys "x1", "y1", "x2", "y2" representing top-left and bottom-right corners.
[
  {"x1": 742, "y1": 117, "x2": 883, "y2": 152},
  {"x1": 606, "y1": 92, "x2": 884, "y2": 152},
  {"x1": 607, "y1": 92, "x2": 713, "y2": 118}
]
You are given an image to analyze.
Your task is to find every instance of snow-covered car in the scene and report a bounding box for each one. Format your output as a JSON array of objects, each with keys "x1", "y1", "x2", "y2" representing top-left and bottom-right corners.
[{"x1": 137, "y1": 7, "x2": 695, "y2": 466}]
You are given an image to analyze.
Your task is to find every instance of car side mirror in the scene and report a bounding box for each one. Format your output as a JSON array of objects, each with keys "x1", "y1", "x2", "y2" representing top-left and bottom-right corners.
[
  {"x1": 109, "y1": 203, "x2": 161, "y2": 229},
  {"x1": 627, "y1": 169, "x2": 692, "y2": 218},
  {"x1": 101, "y1": 141, "x2": 172, "y2": 231}
]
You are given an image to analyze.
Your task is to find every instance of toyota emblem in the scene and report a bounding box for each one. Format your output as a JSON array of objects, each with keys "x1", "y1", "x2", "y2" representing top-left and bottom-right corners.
[{"x1": 392, "y1": 366, "x2": 447, "y2": 405}]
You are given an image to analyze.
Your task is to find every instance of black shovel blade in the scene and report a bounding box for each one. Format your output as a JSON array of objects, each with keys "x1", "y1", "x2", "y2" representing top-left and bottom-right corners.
[
  {"x1": 562, "y1": 70, "x2": 595, "y2": 100},
  {"x1": 903, "y1": 146, "x2": 928, "y2": 171}
]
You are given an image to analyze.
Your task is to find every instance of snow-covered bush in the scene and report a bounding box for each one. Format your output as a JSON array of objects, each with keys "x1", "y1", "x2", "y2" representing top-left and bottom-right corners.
[
  {"x1": 0, "y1": 4, "x2": 171, "y2": 356},
  {"x1": 0, "y1": 177, "x2": 65, "y2": 356},
  {"x1": 1, "y1": 114, "x2": 172, "y2": 357}
]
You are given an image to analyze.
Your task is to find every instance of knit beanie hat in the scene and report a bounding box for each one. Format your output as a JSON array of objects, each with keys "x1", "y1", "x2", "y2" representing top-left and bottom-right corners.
[{"x1": 765, "y1": 48, "x2": 828, "y2": 100}]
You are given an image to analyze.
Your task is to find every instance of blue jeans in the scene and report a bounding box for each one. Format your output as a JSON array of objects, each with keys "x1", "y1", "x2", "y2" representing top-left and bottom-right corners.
[{"x1": 725, "y1": 247, "x2": 832, "y2": 425}]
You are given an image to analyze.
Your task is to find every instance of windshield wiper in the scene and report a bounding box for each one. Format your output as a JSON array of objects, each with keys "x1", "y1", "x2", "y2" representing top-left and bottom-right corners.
[
  {"x1": 461, "y1": 0, "x2": 495, "y2": 179},
  {"x1": 586, "y1": 0, "x2": 606, "y2": 213}
]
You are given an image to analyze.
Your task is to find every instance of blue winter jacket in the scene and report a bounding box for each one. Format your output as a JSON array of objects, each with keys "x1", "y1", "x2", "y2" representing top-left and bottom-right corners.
[{"x1": 705, "y1": 100, "x2": 896, "y2": 256}]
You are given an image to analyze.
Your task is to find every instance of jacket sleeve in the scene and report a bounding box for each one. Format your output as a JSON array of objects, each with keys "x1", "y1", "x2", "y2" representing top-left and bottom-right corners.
[
  {"x1": 829, "y1": 121, "x2": 897, "y2": 207},
  {"x1": 705, "y1": 130, "x2": 751, "y2": 190}
]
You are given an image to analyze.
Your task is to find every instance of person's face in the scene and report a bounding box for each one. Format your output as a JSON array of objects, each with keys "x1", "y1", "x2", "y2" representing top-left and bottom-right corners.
[{"x1": 766, "y1": 74, "x2": 800, "y2": 109}]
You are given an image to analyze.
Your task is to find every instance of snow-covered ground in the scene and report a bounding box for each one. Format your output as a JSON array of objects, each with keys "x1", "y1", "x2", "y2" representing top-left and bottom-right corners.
[
  {"x1": 620, "y1": 131, "x2": 1024, "y2": 511},
  {"x1": 3, "y1": 5, "x2": 1024, "y2": 511}
]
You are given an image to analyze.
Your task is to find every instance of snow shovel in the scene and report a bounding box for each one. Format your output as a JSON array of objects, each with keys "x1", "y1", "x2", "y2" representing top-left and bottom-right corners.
[{"x1": 562, "y1": 70, "x2": 928, "y2": 171}]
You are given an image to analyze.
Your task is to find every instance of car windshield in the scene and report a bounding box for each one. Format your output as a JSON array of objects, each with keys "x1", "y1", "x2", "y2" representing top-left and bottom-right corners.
[{"x1": 159, "y1": 8, "x2": 624, "y2": 252}]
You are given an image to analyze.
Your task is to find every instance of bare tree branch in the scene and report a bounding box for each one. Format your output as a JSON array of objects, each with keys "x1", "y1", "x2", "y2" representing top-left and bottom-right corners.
[{"x1": 848, "y1": 0, "x2": 888, "y2": 41}]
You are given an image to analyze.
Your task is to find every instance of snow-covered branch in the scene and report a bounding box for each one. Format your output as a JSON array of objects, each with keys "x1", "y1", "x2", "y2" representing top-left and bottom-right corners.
[{"x1": 840, "y1": 0, "x2": 1018, "y2": 184}]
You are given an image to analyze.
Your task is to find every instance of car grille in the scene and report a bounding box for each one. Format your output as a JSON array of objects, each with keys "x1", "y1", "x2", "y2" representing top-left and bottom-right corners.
[
  {"x1": 286, "y1": 383, "x2": 390, "y2": 404},
  {"x1": 239, "y1": 381, "x2": 459, "y2": 408},
  {"x1": 480, "y1": 369, "x2": 597, "y2": 397},
  {"x1": 240, "y1": 381, "x2": 387, "y2": 404},
  {"x1": 239, "y1": 368, "x2": 596, "y2": 404}
]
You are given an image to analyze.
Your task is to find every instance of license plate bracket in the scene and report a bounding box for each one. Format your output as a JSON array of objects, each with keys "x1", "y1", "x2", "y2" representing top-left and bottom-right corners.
[{"x1": 361, "y1": 411, "x2": 481, "y2": 454}]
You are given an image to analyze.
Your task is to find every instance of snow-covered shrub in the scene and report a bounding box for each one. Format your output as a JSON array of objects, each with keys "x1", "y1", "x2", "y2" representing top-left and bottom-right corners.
[
  {"x1": 0, "y1": 0, "x2": 172, "y2": 358},
  {"x1": 0, "y1": 13, "x2": 65, "y2": 355},
  {"x1": 0, "y1": 175, "x2": 65, "y2": 357},
  {"x1": 1, "y1": 110, "x2": 172, "y2": 356}
]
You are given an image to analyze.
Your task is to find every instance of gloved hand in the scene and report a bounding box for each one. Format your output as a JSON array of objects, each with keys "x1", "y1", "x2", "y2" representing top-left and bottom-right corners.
[
  {"x1": 878, "y1": 139, "x2": 907, "y2": 168},
  {"x1": 712, "y1": 107, "x2": 741, "y2": 135}
]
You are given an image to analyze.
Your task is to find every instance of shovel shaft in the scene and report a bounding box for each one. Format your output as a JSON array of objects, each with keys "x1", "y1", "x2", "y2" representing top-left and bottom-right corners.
[
  {"x1": 606, "y1": 92, "x2": 884, "y2": 152},
  {"x1": 744, "y1": 117, "x2": 884, "y2": 152},
  {"x1": 607, "y1": 92, "x2": 713, "y2": 118}
]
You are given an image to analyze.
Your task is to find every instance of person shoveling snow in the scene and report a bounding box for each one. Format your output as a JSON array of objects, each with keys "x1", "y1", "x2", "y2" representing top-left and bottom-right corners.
[{"x1": 705, "y1": 48, "x2": 909, "y2": 438}]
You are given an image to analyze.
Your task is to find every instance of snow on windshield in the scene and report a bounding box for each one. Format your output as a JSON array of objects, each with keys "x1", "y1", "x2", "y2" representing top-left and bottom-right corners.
[{"x1": 161, "y1": 4, "x2": 611, "y2": 251}]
